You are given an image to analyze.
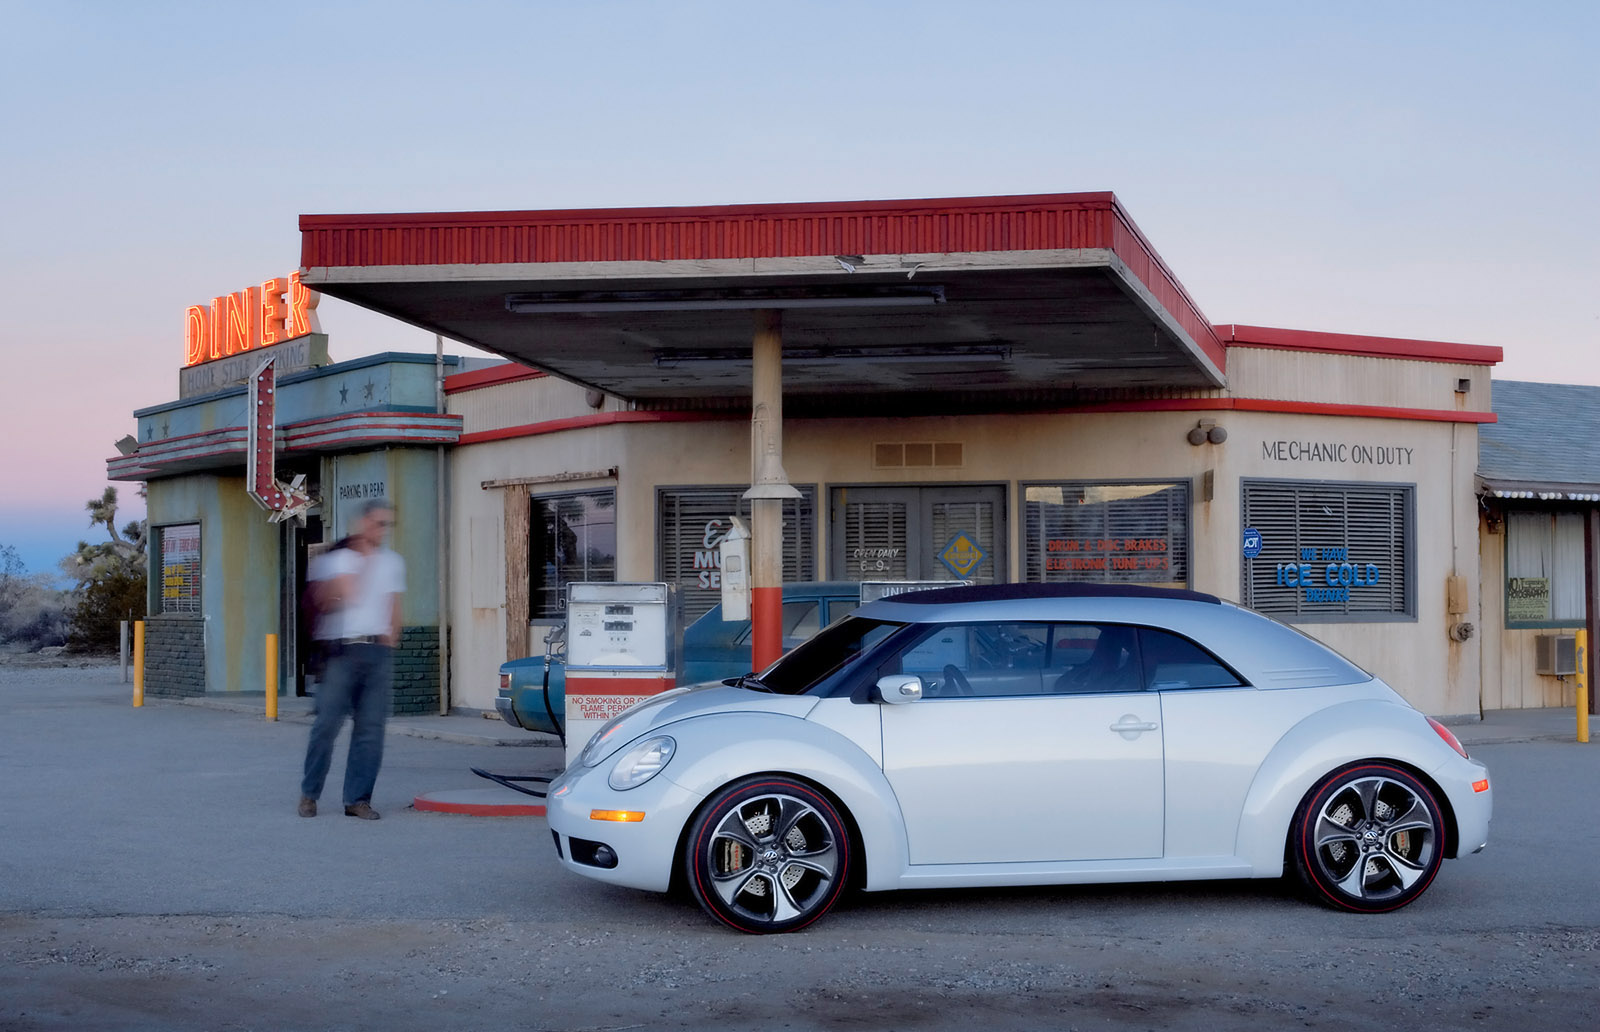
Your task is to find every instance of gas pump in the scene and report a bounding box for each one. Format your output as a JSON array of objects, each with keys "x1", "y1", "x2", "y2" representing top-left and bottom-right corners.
[
  {"x1": 718, "y1": 517, "x2": 752, "y2": 621},
  {"x1": 562, "y1": 582, "x2": 676, "y2": 767}
]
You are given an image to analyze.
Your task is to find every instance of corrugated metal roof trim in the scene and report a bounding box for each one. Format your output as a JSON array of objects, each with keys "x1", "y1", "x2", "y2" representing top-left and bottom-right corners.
[
  {"x1": 299, "y1": 192, "x2": 1224, "y2": 374},
  {"x1": 1219, "y1": 325, "x2": 1503, "y2": 365},
  {"x1": 300, "y1": 195, "x2": 1122, "y2": 265},
  {"x1": 443, "y1": 363, "x2": 544, "y2": 393}
]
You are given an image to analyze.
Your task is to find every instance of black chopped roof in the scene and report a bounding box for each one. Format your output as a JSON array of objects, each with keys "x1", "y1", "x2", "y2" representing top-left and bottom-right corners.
[{"x1": 879, "y1": 583, "x2": 1222, "y2": 605}]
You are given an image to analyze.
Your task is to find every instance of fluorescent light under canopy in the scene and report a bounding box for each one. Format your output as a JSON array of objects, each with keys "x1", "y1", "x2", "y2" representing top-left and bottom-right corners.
[
  {"x1": 506, "y1": 285, "x2": 946, "y2": 313},
  {"x1": 653, "y1": 344, "x2": 1011, "y2": 368}
]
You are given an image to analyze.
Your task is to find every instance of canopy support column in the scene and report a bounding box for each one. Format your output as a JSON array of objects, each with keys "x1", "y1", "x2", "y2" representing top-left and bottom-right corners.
[{"x1": 744, "y1": 309, "x2": 800, "y2": 671}]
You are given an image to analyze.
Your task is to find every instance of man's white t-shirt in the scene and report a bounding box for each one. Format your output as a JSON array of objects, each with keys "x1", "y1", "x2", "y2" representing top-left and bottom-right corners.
[{"x1": 309, "y1": 546, "x2": 406, "y2": 640}]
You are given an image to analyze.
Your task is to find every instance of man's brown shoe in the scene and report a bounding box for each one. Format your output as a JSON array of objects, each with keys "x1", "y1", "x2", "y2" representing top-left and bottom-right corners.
[
  {"x1": 298, "y1": 797, "x2": 317, "y2": 818},
  {"x1": 344, "y1": 802, "x2": 380, "y2": 820}
]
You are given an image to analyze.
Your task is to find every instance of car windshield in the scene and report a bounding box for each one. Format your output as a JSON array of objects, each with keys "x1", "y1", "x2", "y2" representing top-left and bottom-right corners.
[{"x1": 752, "y1": 616, "x2": 904, "y2": 695}]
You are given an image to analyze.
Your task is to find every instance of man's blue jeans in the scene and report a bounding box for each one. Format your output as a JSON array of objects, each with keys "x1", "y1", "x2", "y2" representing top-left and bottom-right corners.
[{"x1": 301, "y1": 643, "x2": 392, "y2": 806}]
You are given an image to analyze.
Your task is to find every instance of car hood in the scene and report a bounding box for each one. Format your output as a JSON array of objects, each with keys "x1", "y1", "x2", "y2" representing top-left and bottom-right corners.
[{"x1": 579, "y1": 683, "x2": 820, "y2": 766}]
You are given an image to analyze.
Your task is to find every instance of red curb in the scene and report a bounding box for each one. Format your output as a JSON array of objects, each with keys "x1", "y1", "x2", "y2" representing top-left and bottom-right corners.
[{"x1": 413, "y1": 790, "x2": 546, "y2": 818}]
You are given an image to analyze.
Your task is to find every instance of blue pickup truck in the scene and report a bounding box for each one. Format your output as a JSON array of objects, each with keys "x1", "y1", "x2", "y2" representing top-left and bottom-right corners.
[{"x1": 494, "y1": 582, "x2": 863, "y2": 737}]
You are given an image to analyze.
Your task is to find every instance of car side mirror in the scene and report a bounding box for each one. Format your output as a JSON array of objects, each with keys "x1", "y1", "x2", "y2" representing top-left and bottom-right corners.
[{"x1": 874, "y1": 674, "x2": 923, "y2": 705}]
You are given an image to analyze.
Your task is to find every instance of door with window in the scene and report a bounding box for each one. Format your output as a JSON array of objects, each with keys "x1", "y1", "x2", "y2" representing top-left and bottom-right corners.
[
  {"x1": 875, "y1": 620, "x2": 1164, "y2": 864},
  {"x1": 830, "y1": 485, "x2": 1005, "y2": 585}
]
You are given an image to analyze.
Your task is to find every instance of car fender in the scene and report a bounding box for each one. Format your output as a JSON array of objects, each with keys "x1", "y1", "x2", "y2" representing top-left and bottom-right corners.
[
  {"x1": 1234, "y1": 698, "x2": 1460, "y2": 876},
  {"x1": 658, "y1": 710, "x2": 908, "y2": 891}
]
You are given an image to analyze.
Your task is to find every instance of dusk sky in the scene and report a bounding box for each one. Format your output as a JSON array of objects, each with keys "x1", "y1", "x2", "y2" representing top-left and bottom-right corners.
[{"x1": 2, "y1": 1, "x2": 1595, "y2": 579}]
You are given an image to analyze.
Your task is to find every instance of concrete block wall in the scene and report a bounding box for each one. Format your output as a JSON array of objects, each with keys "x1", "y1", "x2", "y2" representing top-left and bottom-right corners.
[
  {"x1": 392, "y1": 625, "x2": 443, "y2": 715},
  {"x1": 144, "y1": 616, "x2": 205, "y2": 698}
]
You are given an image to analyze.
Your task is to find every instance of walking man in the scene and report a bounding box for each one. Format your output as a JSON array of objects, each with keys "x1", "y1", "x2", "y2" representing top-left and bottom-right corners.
[{"x1": 298, "y1": 499, "x2": 405, "y2": 820}]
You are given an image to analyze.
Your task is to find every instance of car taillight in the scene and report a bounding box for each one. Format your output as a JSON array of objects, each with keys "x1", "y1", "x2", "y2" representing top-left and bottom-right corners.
[
  {"x1": 500, "y1": 673, "x2": 511, "y2": 690},
  {"x1": 1427, "y1": 717, "x2": 1469, "y2": 759}
]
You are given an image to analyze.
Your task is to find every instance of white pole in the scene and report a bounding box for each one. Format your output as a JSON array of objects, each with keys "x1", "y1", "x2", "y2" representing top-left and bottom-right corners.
[
  {"x1": 119, "y1": 620, "x2": 129, "y2": 683},
  {"x1": 436, "y1": 334, "x2": 450, "y2": 715}
]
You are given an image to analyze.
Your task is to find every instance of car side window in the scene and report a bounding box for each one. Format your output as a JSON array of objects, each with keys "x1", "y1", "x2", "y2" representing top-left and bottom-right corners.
[
  {"x1": 884, "y1": 622, "x2": 1057, "y2": 698},
  {"x1": 1138, "y1": 627, "x2": 1245, "y2": 690},
  {"x1": 782, "y1": 601, "x2": 822, "y2": 643},
  {"x1": 734, "y1": 601, "x2": 822, "y2": 648},
  {"x1": 1048, "y1": 624, "x2": 1142, "y2": 694},
  {"x1": 825, "y1": 598, "x2": 860, "y2": 624}
]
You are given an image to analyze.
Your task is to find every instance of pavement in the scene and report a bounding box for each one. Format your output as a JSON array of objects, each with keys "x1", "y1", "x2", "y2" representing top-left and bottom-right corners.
[
  {"x1": 1440, "y1": 705, "x2": 1592, "y2": 747},
  {"x1": 166, "y1": 686, "x2": 1598, "y2": 817},
  {"x1": 171, "y1": 687, "x2": 1594, "y2": 749},
  {"x1": 173, "y1": 689, "x2": 559, "y2": 747},
  {"x1": 171, "y1": 689, "x2": 567, "y2": 815}
]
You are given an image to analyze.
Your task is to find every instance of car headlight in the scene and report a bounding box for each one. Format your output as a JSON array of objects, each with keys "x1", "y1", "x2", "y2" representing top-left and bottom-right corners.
[{"x1": 607, "y1": 736, "x2": 676, "y2": 791}]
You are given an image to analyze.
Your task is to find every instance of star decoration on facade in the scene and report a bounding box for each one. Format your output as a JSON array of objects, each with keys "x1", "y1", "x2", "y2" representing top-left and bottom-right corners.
[
  {"x1": 266, "y1": 473, "x2": 314, "y2": 525},
  {"x1": 144, "y1": 425, "x2": 154, "y2": 440},
  {"x1": 161, "y1": 420, "x2": 170, "y2": 438},
  {"x1": 339, "y1": 383, "x2": 349, "y2": 403},
  {"x1": 362, "y1": 379, "x2": 376, "y2": 400}
]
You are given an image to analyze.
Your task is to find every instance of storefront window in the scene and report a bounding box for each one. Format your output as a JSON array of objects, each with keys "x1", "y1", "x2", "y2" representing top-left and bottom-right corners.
[
  {"x1": 1022, "y1": 480, "x2": 1190, "y2": 588},
  {"x1": 530, "y1": 490, "x2": 616, "y2": 618},
  {"x1": 1504, "y1": 511, "x2": 1586, "y2": 627},
  {"x1": 657, "y1": 486, "x2": 816, "y2": 622},
  {"x1": 1240, "y1": 480, "x2": 1414, "y2": 621},
  {"x1": 156, "y1": 523, "x2": 201, "y2": 614}
]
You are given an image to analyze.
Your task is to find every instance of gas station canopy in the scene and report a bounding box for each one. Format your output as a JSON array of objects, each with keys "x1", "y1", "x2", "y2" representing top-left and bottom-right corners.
[{"x1": 299, "y1": 192, "x2": 1226, "y2": 414}]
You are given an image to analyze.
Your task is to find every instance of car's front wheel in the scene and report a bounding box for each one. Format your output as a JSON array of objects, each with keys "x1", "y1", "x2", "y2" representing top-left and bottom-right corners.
[
  {"x1": 1292, "y1": 762, "x2": 1445, "y2": 912},
  {"x1": 683, "y1": 776, "x2": 851, "y2": 934}
]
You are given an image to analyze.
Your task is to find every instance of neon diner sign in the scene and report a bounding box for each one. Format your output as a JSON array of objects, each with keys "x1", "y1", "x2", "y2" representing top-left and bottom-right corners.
[{"x1": 184, "y1": 273, "x2": 320, "y2": 366}]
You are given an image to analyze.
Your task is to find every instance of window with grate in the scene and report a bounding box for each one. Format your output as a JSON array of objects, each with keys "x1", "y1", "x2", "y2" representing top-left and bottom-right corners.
[
  {"x1": 657, "y1": 486, "x2": 816, "y2": 622},
  {"x1": 530, "y1": 490, "x2": 616, "y2": 619},
  {"x1": 1240, "y1": 479, "x2": 1414, "y2": 621},
  {"x1": 1022, "y1": 481, "x2": 1190, "y2": 588},
  {"x1": 156, "y1": 523, "x2": 202, "y2": 614}
]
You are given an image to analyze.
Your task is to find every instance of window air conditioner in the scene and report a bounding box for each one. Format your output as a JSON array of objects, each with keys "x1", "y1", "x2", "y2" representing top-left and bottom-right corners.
[{"x1": 1534, "y1": 634, "x2": 1578, "y2": 676}]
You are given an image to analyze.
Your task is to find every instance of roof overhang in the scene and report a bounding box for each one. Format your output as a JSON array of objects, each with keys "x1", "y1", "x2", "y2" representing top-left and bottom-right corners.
[
  {"x1": 1478, "y1": 477, "x2": 1600, "y2": 503},
  {"x1": 300, "y1": 193, "x2": 1226, "y2": 415}
]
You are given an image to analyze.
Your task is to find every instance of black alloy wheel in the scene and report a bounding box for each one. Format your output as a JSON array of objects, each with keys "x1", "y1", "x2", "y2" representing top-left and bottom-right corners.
[
  {"x1": 1292, "y1": 762, "x2": 1445, "y2": 912},
  {"x1": 684, "y1": 776, "x2": 851, "y2": 934}
]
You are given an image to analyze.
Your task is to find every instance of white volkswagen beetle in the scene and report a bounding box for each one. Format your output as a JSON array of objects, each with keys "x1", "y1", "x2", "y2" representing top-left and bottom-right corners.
[{"x1": 545, "y1": 584, "x2": 1491, "y2": 933}]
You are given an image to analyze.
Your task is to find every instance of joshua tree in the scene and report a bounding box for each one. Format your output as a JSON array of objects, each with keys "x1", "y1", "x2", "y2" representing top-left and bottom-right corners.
[{"x1": 64, "y1": 486, "x2": 148, "y2": 650}]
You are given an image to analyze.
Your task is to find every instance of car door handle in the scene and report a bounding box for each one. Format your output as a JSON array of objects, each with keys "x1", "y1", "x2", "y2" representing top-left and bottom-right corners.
[{"x1": 1109, "y1": 716, "x2": 1159, "y2": 735}]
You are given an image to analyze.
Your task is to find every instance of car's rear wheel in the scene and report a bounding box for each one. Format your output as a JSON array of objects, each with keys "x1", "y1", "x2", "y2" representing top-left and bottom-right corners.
[
  {"x1": 683, "y1": 776, "x2": 850, "y2": 934},
  {"x1": 1292, "y1": 762, "x2": 1444, "y2": 912}
]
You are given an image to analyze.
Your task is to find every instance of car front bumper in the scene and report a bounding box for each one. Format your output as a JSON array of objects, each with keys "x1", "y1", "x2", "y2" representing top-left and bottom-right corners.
[
  {"x1": 545, "y1": 762, "x2": 706, "y2": 893},
  {"x1": 1435, "y1": 754, "x2": 1493, "y2": 856}
]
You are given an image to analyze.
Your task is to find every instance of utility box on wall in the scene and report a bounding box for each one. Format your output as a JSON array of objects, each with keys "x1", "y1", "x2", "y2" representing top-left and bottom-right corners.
[{"x1": 1535, "y1": 634, "x2": 1578, "y2": 676}]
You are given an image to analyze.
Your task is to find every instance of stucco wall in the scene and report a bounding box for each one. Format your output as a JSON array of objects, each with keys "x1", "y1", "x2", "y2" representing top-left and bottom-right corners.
[
  {"x1": 445, "y1": 405, "x2": 1483, "y2": 716},
  {"x1": 446, "y1": 427, "x2": 631, "y2": 712},
  {"x1": 325, "y1": 447, "x2": 443, "y2": 627},
  {"x1": 146, "y1": 474, "x2": 281, "y2": 695},
  {"x1": 1204, "y1": 411, "x2": 1481, "y2": 718}
]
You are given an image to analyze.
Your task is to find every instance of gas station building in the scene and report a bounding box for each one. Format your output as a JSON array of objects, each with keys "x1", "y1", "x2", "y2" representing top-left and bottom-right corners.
[{"x1": 111, "y1": 191, "x2": 1598, "y2": 721}]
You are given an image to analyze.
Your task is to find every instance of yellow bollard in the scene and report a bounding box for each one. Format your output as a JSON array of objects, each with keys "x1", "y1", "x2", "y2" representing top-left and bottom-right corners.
[
  {"x1": 265, "y1": 633, "x2": 278, "y2": 721},
  {"x1": 132, "y1": 620, "x2": 145, "y2": 707},
  {"x1": 1577, "y1": 629, "x2": 1589, "y2": 744}
]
